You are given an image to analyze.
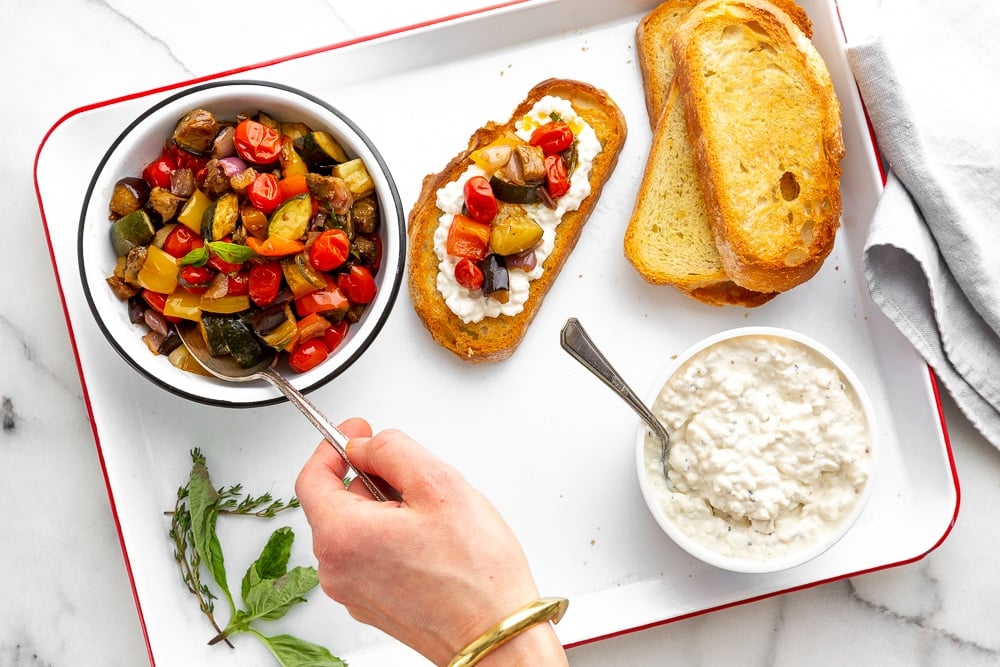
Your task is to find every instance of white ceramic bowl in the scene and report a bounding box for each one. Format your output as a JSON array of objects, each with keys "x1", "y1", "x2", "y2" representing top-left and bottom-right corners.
[
  {"x1": 636, "y1": 327, "x2": 876, "y2": 573},
  {"x1": 79, "y1": 80, "x2": 405, "y2": 407}
]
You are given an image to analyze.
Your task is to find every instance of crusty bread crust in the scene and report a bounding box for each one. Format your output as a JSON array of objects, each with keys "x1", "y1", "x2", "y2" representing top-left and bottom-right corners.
[
  {"x1": 673, "y1": 0, "x2": 844, "y2": 293},
  {"x1": 636, "y1": 0, "x2": 812, "y2": 130},
  {"x1": 407, "y1": 79, "x2": 627, "y2": 362}
]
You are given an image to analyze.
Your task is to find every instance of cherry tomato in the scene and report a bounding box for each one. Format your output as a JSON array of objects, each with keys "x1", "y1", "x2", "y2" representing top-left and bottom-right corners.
[
  {"x1": 529, "y1": 121, "x2": 574, "y2": 155},
  {"x1": 463, "y1": 175, "x2": 498, "y2": 223},
  {"x1": 338, "y1": 264, "x2": 377, "y2": 305},
  {"x1": 141, "y1": 289, "x2": 169, "y2": 313},
  {"x1": 454, "y1": 258, "x2": 484, "y2": 291},
  {"x1": 445, "y1": 214, "x2": 490, "y2": 261},
  {"x1": 208, "y1": 252, "x2": 243, "y2": 274},
  {"x1": 309, "y1": 229, "x2": 350, "y2": 272},
  {"x1": 141, "y1": 152, "x2": 175, "y2": 189},
  {"x1": 166, "y1": 144, "x2": 209, "y2": 172},
  {"x1": 247, "y1": 172, "x2": 282, "y2": 214},
  {"x1": 288, "y1": 338, "x2": 329, "y2": 373},
  {"x1": 294, "y1": 282, "x2": 349, "y2": 317},
  {"x1": 178, "y1": 265, "x2": 214, "y2": 294},
  {"x1": 248, "y1": 261, "x2": 282, "y2": 307},
  {"x1": 544, "y1": 154, "x2": 571, "y2": 198},
  {"x1": 162, "y1": 225, "x2": 203, "y2": 258},
  {"x1": 227, "y1": 270, "x2": 250, "y2": 296},
  {"x1": 323, "y1": 320, "x2": 349, "y2": 352},
  {"x1": 234, "y1": 119, "x2": 281, "y2": 165}
]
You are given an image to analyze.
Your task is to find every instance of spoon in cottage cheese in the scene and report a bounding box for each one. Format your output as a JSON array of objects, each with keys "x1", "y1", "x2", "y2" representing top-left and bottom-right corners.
[
  {"x1": 175, "y1": 322, "x2": 395, "y2": 502},
  {"x1": 560, "y1": 318, "x2": 670, "y2": 464}
]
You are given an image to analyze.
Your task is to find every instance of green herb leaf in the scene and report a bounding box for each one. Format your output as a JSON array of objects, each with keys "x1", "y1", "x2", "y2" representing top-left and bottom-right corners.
[
  {"x1": 242, "y1": 526, "x2": 294, "y2": 602},
  {"x1": 188, "y1": 453, "x2": 234, "y2": 614},
  {"x1": 208, "y1": 241, "x2": 257, "y2": 264},
  {"x1": 179, "y1": 246, "x2": 209, "y2": 266},
  {"x1": 244, "y1": 566, "x2": 319, "y2": 623},
  {"x1": 257, "y1": 633, "x2": 347, "y2": 667}
]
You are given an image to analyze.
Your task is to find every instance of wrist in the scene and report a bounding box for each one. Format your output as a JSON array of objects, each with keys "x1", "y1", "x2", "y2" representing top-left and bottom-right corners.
[{"x1": 446, "y1": 597, "x2": 569, "y2": 667}]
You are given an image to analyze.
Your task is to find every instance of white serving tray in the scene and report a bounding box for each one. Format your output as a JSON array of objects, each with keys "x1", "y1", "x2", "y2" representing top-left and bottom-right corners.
[{"x1": 35, "y1": 0, "x2": 959, "y2": 664}]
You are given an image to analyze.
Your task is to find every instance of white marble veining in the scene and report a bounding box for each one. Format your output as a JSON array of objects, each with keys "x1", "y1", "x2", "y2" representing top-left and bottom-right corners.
[{"x1": 3, "y1": 0, "x2": 998, "y2": 665}]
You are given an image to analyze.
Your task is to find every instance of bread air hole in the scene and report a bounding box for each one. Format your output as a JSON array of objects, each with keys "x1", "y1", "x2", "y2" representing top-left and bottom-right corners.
[{"x1": 779, "y1": 171, "x2": 800, "y2": 201}]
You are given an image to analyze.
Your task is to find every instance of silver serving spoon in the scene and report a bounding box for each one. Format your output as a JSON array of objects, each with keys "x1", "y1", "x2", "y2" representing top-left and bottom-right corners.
[
  {"x1": 175, "y1": 322, "x2": 392, "y2": 501},
  {"x1": 560, "y1": 318, "x2": 670, "y2": 464}
]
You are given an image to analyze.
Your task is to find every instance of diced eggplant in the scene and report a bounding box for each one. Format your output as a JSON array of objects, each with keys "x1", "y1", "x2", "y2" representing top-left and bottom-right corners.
[
  {"x1": 172, "y1": 109, "x2": 219, "y2": 155},
  {"x1": 106, "y1": 275, "x2": 140, "y2": 300},
  {"x1": 489, "y1": 174, "x2": 542, "y2": 204},
  {"x1": 352, "y1": 196, "x2": 378, "y2": 234},
  {"x1": 253, "y1": 110, "x2": 280, "y2": 131},
  {"x1": 510, "y1": 143, "x2": 547, "y2": 183},
  {"x1": 333, "y1": 158, "x2": 374, "y2": 198},
  {"x1": 268, "y1": 193, "x2": 312, "y2": 240},
  {"x1": 200, "y1": 158, "x2": 232, "y2": 197},
  {"x1": 480, "y1": 254, "x2": 509, "y2": 303},
  {"x1": 109, "y1": 177, "x2": 150, "y2": 217},
  {"x1": 110, "y1": 209, "x2": 155, "y2": 256},
  {"x1": 352, "y1": 234, "x2": 380, "y2": 267},
  {"x1": 201, "y1": 192, "x2": 240, "y2": 241},
  {"x1": 169, "y1": 168, "x2": 196, "y2": 198},
  {"x1": 305, "y1": 173, "x2": 353, "y2": 215},
  {"x1": 294, "y1": 131, "x2": 349, "y2": 169},
  {"x1": 147, "y1": 186, "x2": 185, "y2": 222},
  {"x1": 157, "y1": 329, "x2": 182, "y2": 356}
]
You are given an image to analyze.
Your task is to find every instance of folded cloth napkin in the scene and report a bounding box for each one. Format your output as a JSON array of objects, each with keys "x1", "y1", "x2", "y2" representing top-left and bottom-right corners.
[{"x1": 845, "y1": 0, "x2": 1000, "y2": 449}]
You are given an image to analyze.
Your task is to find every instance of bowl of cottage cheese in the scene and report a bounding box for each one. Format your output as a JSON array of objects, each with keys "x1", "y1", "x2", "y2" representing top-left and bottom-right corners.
[{"x1": 636, "y1": 327, "x2": 876, "y2": 573}]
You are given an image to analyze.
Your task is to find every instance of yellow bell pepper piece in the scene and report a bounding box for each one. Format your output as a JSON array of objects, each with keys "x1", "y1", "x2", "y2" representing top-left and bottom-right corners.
[
  {"x1": 163, "y1": 289, "x2": 202, "y2": 321},
  {"x1": 137, "y1": 245, "x2": 179, "y2": 294},
  {"x1": 177, "y1": 189, "x2": 212, "y2": 233}
]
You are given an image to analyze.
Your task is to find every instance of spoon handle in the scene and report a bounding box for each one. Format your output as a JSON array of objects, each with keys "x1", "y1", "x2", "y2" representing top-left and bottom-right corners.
[
  {"x1": 559, "y1": 318, "x2": 670, "y2": 457},
  {"x1": 260, "y1": 367, "x2": 393, "y2": 502}
]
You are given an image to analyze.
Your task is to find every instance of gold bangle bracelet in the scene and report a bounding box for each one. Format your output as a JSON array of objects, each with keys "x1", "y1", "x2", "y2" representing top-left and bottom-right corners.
[{"x1": 447, "y1": 597, "x2": 569, "y2": 667}]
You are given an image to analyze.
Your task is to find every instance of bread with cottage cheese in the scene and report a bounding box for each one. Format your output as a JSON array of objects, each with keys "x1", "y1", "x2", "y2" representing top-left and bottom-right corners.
[{"x1": 407, "y1": 78, "x2": 627, "y2": 362}]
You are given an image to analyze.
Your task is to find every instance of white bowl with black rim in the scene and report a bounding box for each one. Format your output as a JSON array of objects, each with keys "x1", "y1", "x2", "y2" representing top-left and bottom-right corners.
[{"x1": 79, "y1": 80, "x2": 405, "y2": 407}]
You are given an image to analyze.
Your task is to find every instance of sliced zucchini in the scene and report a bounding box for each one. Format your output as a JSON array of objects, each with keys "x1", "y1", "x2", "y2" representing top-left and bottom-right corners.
[
  {"x1": 252, "y1": 303, "x2": 298, "y2": 350},
  {"x1": 489, "y1": 203, "x2": 543, "y2": 256},
  {"x1": 220, "y1": 317, "x2": 268, "y2": 368},
  {"x1": 268, "y1": 193, "x2": 312, "y2": 241},
  {"x1": 294, "y1": 131, "x2": 349, "y2": 169},
  {"x1": 199, "y1": 314, "x2": 231, "y2": 356},
  {"x1": 110, "y1": 209, "x2": 155, "y2": 257},
  {"x1": 281, "y1": 253, "x2": 326, "y2": 298},
  {"x1": 489, "y1": 174, "x2": 542, "y2": 204},
  {"x1": 280, "y1": 121, "x2": 312, "y2": 141},
  {"x1": 201, "y1": 191, "x2": 240, "y2": 241},
  {"x1": 332, "y1": 158, "x2": 375, "y2": 198}
]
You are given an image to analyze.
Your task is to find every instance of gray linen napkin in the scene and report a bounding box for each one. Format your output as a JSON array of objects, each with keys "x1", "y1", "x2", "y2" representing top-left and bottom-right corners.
[{"x1": 844, "y1": 0, "x2": 1000, "y2": 449}]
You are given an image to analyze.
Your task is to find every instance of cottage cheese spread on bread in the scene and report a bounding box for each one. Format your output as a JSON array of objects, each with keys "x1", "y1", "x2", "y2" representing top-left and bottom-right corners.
[
  {"x1": 406, "y1": 79, "x2": 627, "y2": 362},
  {"x1": 434, "y1": 96, "x2": 601, "y2": 324}
]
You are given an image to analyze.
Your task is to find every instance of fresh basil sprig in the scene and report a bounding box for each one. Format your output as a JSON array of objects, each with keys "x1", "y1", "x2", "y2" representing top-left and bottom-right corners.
[
  {"x1": 169, "y1": 449, "x2": 344, "y2": 666},
  {"x1": 179, "y1": 241, "x2": 257, "y2": 267}
]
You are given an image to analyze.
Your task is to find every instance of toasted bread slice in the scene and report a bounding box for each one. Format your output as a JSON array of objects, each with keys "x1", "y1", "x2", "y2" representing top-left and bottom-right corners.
[
  {"x1": 407, "y1": 79, "x2": 627, "y2": 362},
  {"x1": 636, "y1": 0, "x2": 812, "y2": 130},
  {"x1": 628, "y1": 0, "x2": 814, "y2": 306},
  {"x1": 625, "y1": 80, "x2": 776, "y2": 306},
  {"x1": 673, "y1": 0, "x2": 844, "y2": 293}
]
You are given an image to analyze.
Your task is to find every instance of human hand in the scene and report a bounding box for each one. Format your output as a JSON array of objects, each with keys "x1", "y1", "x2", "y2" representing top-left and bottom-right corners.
[{"x1": 295, "y1": 418, "x2": 567, "y2": 666}]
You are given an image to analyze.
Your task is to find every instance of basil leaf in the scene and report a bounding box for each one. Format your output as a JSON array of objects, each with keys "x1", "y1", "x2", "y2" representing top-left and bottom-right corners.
[
  {"x1": 188, "y1": 454, "x2": 233, "y2": 610},
  {"x1": 242, "y1": 526, "x2": 294, "y2": 602},
  {"x1": 243, "y1": 566, "x2": 319, "y2": 623},
  {"x1": 208, "y1": 241, "x2": 257, "y2": 264},
  {"x1": 179, "y1": 246, "x2": 209, "y2": 267},
  {"x1": 258, "y1": 633, "x2": 347, "y2": 667}
]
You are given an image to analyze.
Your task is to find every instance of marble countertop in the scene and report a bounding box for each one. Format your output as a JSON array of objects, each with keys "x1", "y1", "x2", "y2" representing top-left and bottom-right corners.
[{"x1": 5, "y1": 0, "x2": 999, "y2": 665}]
